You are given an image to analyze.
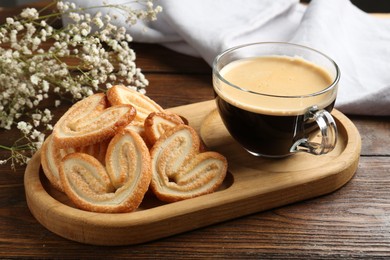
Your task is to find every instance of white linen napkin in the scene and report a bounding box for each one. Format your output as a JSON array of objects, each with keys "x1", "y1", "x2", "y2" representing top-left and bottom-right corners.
[
  {"x1": 66, "y1": 0, "x2": 390, "y2": 115},
  {"x1": 291, "y1": 0, "x2": 390, "y2": 115}
]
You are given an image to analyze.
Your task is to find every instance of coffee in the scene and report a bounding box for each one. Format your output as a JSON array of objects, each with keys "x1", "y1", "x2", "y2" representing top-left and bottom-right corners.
[{"x1": 214, "y1": 55, "x2": 336, "y2": 157}]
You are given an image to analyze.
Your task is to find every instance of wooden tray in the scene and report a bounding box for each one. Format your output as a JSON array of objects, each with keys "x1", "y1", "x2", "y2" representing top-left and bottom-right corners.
[{"x1": 24, "y1": 100, "x2": 361, "y2": 246}]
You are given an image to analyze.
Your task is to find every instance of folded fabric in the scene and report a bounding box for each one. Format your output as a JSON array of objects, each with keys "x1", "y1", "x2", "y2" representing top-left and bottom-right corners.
[
  {"x1": 291, "y1": 0, "x2": 390, "y2": 115},
  {"x1": 66, "y1": 0, "x2": 390, "y2": 116}
]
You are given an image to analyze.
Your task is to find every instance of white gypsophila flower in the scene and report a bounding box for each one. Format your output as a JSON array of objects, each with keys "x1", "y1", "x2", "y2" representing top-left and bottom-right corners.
[
  {"x1": 16, "y1": 121, "x2": 32, "y2": 135},
  {"x1": 6, "y1": 17, "x2": 14, "y2": 25},
  {"x1": 30, "y1": 129, "x2": 41, "y2": 140},
  {"x1": 138, "y1": 88, "x2": 146, "y2": 95},
  {"x1": 0, "y1": 160, "x2": 7, "y2": 165},
  {"x1": 92, "y1": 17, "x2": 104, "y2": 29},
  {"x1": 34, "y1": 141, "x2": 43, "y2": 150},
  {"x1": 20, "y1": 8, "x2": 39, "y2": 20},
  {"x1": 32, "y1": 119, "x2": 40, "y2": 127},
  {"x1": 69, "y1": 12, "x2": 81, "y2": 23},
  {"x1": 0, "y1": 0, "x2": 162, "y2": 168},
  {"x1": 42, "y1": 80, "x2": 49, "y2": 92},
  {"x1": 30, "y1": 74, "x2": 40, "y2": 85}
]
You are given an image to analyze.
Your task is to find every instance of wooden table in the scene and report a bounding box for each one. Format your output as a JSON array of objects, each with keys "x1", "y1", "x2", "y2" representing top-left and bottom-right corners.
[{"x1": 1, "y1": 2, "x2": 390, "y2": 259}]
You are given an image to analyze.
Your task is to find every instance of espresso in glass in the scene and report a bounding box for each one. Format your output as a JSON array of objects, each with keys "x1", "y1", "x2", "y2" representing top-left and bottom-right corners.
[{"x1": 213, "y1": 42, "x2": 339, "y2": 157}]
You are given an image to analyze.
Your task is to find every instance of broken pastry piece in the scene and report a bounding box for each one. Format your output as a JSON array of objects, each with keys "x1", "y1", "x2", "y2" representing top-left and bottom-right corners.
[
  {"x1": 59, "y1": 129, "x2": 152, "y2": 213},
  {"x1": 150, "y1": 124, "x2": 227, "y2": 202}
]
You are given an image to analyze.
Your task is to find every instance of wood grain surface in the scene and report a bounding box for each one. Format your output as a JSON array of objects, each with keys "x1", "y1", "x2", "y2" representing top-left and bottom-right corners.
[{"x1": 1, "y1": 2, "x2": 390, "y2": 259}]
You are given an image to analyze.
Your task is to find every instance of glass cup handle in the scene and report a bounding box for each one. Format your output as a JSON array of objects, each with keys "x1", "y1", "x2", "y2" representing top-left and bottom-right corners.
[{"x1": 290, "y1": 106, "x2": 338, "y2": 155}]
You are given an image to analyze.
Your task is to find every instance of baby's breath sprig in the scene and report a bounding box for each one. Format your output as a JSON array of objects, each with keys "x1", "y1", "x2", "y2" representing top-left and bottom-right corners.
[{"x1": 0, "y1": 0, "x2": 162, "y2": 169}]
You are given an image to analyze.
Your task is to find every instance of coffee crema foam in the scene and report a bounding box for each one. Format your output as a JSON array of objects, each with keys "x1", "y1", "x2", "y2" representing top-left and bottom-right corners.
[{"x1": 215, "y1": 56, "x2": 336, "y2": 115}]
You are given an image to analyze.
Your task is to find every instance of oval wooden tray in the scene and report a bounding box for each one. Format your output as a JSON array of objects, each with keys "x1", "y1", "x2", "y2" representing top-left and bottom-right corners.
[{"x1": 24, "y1": 100, "x2": 361, "y2": 246}]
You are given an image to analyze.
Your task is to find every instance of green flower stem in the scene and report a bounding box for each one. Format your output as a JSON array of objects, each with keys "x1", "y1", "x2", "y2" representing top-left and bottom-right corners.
[{"x1": 0, "y1": 144, "x2": 33, "y2": 151}]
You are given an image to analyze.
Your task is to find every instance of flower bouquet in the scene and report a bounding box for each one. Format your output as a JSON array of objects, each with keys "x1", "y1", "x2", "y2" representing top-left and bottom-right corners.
[{"x1": 0, "y1": 0, "x2": 162, "y2": 169}]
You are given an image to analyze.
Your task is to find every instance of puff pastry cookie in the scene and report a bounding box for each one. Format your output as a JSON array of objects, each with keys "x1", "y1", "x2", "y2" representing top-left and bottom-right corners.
[
  {"x1": 52, "y1": 93, "x2": 136, "y2": 148},
  {"x1": 150, "y1": 125, "x2": 227, "y2": 202},
  {"x1": 59, "y1": 129, "x2": 152, "y2": 213},
  {"x1": 144, "y1": 112, "x2": 185, "y2": 146},
  {"x1": 107, "y1": 85, "x2": 164, "y2": 136}
]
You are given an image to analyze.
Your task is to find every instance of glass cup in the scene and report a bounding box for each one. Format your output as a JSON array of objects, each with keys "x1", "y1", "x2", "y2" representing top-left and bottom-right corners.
[{"x1": 212, "y1": 42, "x2": 339, "y2": 158}]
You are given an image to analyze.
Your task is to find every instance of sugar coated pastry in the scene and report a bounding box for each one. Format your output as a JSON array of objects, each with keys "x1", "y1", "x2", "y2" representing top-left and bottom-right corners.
[
  {"x1": 150, "y1": 125, "x2": 227, "y2": 202},
  {"x1": 144, "y1": 112, "x2": 185, "y2": 146},
  {"x1": 59, "y1": 129, "x2": 152, "y2": 213},
  {"x1": 52, "y1": 93, "x2": 136, "y2": 148},
  {"x1": 107, "y1": 85, "x2": 164, "y2": 135}
]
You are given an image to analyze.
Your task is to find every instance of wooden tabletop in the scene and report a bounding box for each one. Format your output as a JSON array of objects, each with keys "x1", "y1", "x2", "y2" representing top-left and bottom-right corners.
[{"x1": 1, "y1": 2, "x2": 390, "y2": 259}]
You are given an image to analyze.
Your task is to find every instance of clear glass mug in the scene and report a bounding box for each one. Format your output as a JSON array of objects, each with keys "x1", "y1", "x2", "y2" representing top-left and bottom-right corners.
[{"x1": 212, "y1": 42, "x2": 339, "y2": 158}]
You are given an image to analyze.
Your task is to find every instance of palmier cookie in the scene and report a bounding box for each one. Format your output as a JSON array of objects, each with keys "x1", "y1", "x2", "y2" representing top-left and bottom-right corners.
[
  {"x1": 59, "y1": 129, "x2": 152, "y2": 213},
  {"x1": 150, "y1": 125, "x2": 227, "y2": 202},
  {"x1": 52, "y1": 93, "x2": 136, "y2": 148},
  {"x1": 40, "y1": 135, "x2": 110, "y2": 192},
  {"x1": 144, "y1": 112, "x2": 185, "y2": 146},
  {"x1": 106, "y1": 85, "x2": 164, "y2": 135}
]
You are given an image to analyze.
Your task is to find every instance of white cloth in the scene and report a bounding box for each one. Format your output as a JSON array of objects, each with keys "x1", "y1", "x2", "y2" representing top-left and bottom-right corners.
[{"x1": 67, "y1": 0, "x2": 390, "y2": 115}]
